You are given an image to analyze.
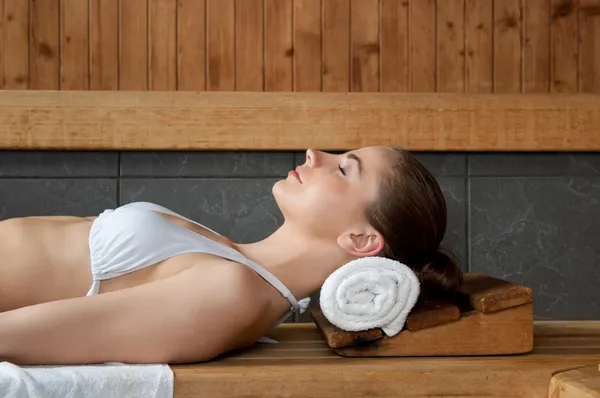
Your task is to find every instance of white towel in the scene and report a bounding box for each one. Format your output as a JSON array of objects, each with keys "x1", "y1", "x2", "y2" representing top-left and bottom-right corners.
[
  {"x1": 319, "y1": 256, "x2": 420, "y2": 337},
  {"x1": 0, "y1": 361, "x2": 173, "y2": 398}
]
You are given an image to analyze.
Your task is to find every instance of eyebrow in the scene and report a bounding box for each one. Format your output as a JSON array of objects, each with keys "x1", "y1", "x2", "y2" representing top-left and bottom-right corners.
[{"x1": 347, "y1": 153, "x2": 363, "y2": 177}]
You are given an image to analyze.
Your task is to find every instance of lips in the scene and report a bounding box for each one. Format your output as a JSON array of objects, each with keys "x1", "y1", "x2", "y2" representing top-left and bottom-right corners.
[{"x1": 289, "y1": 168, "x2": 302, "y2": 183}]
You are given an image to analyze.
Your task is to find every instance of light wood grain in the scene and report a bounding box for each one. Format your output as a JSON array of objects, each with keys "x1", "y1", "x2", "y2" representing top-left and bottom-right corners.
[
  {"x1": 493, "y1": 0, "x2": 522, "y2": 93},
  {"x1": 465, "y1": 0, "x2": 493, "y2": 92},
  {"x1": 322, "y1": 0, "x2": 349, "y2": 92},
  {"x1": 119, "y1": 0, "x2": 148, "y2": 90},
  {"x1": 549, "y1": 365, "x2": 600, "y2": 397},
  {"x1": 523, "y1": 0, "x2": 551, "y2": 92},
  {"x1": 437, "y1": 0, "x2": 465, "y2": 93},
  {"x1": 380, "y1": 0, "x2": 409, "y2": 92},
  {"x1": 235, "y1": 0, "x2": 263, "y2": 91},
  {"x1": 60, "y1": 0, "x2": 89, "y2": 90},
  {"x1": 579, "y1": 0, "x2": 600, "y2": 93},
  {"x1": 30, "y1": 0, "x2": 59, "y2": 90},
  {"x1": 177, "y1": 0, "x2": 205, "y2": 91},
  {"x1": 1, "y1": 0, "x2": 29, "y2": 89},
  {"x1": 149, "y1": 0, "x2": 177, "y2": 90},
  {"x1": 90, "y1": 0, "x2": 118, "y2": 90},
  {"x1": 0, "y1": 91, "x2": 599, "y2": 151},
  {"x1": 207, "y1": 0, "x2": 234, "y2": 91},
  {"x1": 409, "y1": 0, "x2": 436, "y2": 91},
  {"x1": 264, "y1": 0, "x2": 293, "y2": 91},
  {"x1": 350, "y1": 0, "x2": 379, "y2": 92},
  {"x1": 293, "y1": 0, "x2": 321, "y2": 92},
  {"x1": 551, "y1": 0, "x2": 579, "y2": 93},
  {"x1": 171, "y1": 321, "x2": 600, "y2": 398}
]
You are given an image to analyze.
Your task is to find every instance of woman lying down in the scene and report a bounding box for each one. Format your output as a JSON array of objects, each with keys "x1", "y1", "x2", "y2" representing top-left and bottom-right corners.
[{"x1": 0, "y1": 147, "x2": 463, "y2": 365}]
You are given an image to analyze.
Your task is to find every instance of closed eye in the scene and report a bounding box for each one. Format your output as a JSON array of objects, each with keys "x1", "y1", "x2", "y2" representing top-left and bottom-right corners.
[{"x1": 338, "y1": 165, "x2": 346, "y2": 175}]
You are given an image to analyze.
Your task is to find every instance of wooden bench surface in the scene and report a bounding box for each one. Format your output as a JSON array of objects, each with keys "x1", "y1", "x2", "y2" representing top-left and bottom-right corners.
[
  {"x1": 171, "y1": 321, "x2": 600, "y2": 398},
  {"x1": 0, "y1": 91, "x2": 599, "y2": 151}
]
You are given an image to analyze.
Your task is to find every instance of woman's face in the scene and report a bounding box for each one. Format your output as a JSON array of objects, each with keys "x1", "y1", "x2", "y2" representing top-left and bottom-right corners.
[{"x1": 273, "y1": 146, "x2": 391, "y2": 242}]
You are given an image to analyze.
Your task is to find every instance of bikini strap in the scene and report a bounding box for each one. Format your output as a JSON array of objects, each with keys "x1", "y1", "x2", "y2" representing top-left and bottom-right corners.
[{"x1": 120, "y1": 201, "x2": 304, "y2": 312}]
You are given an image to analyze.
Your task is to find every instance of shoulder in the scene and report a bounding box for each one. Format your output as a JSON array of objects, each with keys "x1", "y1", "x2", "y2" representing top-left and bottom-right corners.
[
  {"x1": 185, "y1": 258, "x2": 272, "y2": 322},
  {"x1": 217, "y1": 261, "x2": 272, "y2": 317}
]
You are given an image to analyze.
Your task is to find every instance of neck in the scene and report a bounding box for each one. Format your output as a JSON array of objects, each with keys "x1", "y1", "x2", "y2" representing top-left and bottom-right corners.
[{"x1": 235, "y1": 222, "x2": 352, "y2": 300}]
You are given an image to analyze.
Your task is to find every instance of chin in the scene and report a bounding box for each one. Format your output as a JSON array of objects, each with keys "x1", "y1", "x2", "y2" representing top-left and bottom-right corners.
[{"x1": 271, "y1": 179, "x2": 288, "y2": 214}]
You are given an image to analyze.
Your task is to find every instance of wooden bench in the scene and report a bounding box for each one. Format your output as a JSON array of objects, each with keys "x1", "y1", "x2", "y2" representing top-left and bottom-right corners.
[
  {"x1": 1, "y1": 90, "x2": 599, "y2": 397},
  {"x1": 172, "y1": 322, "x2": 600, "y2": 398}
]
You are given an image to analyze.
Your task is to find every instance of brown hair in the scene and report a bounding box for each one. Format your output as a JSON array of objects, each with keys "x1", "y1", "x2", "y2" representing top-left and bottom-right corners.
[{"x1": 365, "y1": 148, "x2": 463, "y2": 297}]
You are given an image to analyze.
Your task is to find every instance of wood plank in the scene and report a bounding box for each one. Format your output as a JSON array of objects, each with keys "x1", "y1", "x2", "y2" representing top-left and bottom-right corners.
[
  {"x1": 264, "y1": 0, "x2": 293, "y2": 91},
  {"x1": 293, "y1": 0, "x2": 321, "y2": 92},
  {"x1": 350, "y1": 0, "x2": 379, "y2": 92},
  {"x1": 549, "y1": 365, "x2": 600, "y2": 397},
  {"x1": 379, "y1": 0, "x2": 409, "y2": 92},
  {"x1": 551, "y1": 0, "x2": 580, "y2": 92},
  {"x1": 119, "y1": 0, "x2": 148, "y2": 90},
  {"x1": 579, "y1": 0, "x2": 600, "y2": 93},
  {"x1": 523, "y1": 0, "x2": 551, "y2": 92},
  {"x1": 60, "y1": 0, "x2": 89, "y2": 90},
  {"x1": 405, "y1": 299, "x2": 462, "y2": 331},
  {"x1": 149, "y1": 0, "x2": 177, "y2": 91},
  {"x1": 170, "y1": 322, "x2": 600, "y2": 398},
  {"x1": 0, "y1": 91, "x2": 599, "y2": 151},
  {"x1": 465, "y1": 0, "x2": 493, "y2": 92},
  {"x1": 322, "y1": 0, "x2": 349, "y2": 92},
  {"x1": 333, "y1": 304, "x2": 534, "y2": 356},
  {"x1": 90, "y1": 0, "x2": 119, "y2": 90},
  {"x1": 235, "y1": 0, "x2": 263, "y2": 91},
  {"x1": 409, "y1": 0, "x2": 436, "y2": 91},
  {"x1": 310, "y1": 304, "x2": 383, "y2": 349},
  {"x1": 178, "y1": 0, "x2": 205, "y2": 91},
  {"x1": 1, "y1": 0, "x2": 29, "y2": 89},
  {"x1": 206, "y1": 0, "x2": 234, "y2": 91},
  {"x1": 457, "y1": 273, "x2": 533, "y2": 313},
  {"x1": 30, "y1": 0, "x2": 59, "y2": 89},
  {"x1": 493, "y1": 0, "x2": 522, "y2": 93},
  {"x1": 437, "y1": 0, "x2": 465, "y2": 93}
]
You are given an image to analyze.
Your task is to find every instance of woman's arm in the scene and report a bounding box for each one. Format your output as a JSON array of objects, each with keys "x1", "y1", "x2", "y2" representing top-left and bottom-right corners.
[{"x1": 0, "y1": 264, "x2": 265, "y2": 365}]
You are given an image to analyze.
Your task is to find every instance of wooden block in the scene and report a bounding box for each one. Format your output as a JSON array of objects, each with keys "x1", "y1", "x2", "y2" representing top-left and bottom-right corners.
[
  {"x1": 549, "y1": 365, "x2": 600, "y2": 398},
  {"x1": 310, "y1": 304, "x2": 382, "y2": 349},
  {"x1": 458, "y1": 273, "x2": 533, "y2": 313},
  {"x1": 310, "y1": 273, "x2": 533, "y2": 351},
  {"x1": 333, "y1": 303, "x2": 534, "y2": 357},
  {"x1": 309, "y1": 298, "x2": 461, "y2": 348},
  {"x1": 405, "y1": 299, "x2": 462, "y2": 331}
]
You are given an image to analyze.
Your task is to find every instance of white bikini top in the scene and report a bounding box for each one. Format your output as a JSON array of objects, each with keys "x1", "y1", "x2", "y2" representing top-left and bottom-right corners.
[{"x1": 88, "y1": 201, "x2": 310, "y2": 329}]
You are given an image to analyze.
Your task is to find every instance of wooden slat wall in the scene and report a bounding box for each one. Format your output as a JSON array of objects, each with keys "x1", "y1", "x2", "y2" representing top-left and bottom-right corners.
[{"x1": 0, "y1": 0, "x2": 598, "y2": 93}]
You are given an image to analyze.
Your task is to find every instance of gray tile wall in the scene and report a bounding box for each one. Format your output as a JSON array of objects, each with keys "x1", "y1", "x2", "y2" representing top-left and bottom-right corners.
[{"x1": 1, "y1": 151, "x2": 598, "y2": 321}]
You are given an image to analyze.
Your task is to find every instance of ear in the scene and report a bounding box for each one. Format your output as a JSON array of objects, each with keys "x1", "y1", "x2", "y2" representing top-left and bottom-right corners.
[{"x1": 337, "y1": 230, "x2": 384, "y2": 258}]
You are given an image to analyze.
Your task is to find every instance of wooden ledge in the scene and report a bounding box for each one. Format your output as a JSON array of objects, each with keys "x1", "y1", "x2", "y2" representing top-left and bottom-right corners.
[
  {"x1": 0, "y1": 91, "x2": 599, "y2": 151},
  {"x1": 171, "y1": 321, "x2": 600, "y2": 398}
]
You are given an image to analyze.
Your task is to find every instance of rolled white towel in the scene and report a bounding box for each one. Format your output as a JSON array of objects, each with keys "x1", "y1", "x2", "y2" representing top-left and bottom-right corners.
[{"x1": 319, "y1": 256, "x2": 420, "y2": 337}]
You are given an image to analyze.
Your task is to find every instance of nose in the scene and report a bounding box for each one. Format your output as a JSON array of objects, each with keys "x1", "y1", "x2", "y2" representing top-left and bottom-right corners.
[{"x1": 305, "y1": 149, "x2": 317, "y2": 167}]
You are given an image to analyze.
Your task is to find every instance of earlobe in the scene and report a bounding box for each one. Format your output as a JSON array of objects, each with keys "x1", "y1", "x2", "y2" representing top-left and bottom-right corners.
[{"x1": 337, "y1": 232, "x2": 384, "y2": 258}]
